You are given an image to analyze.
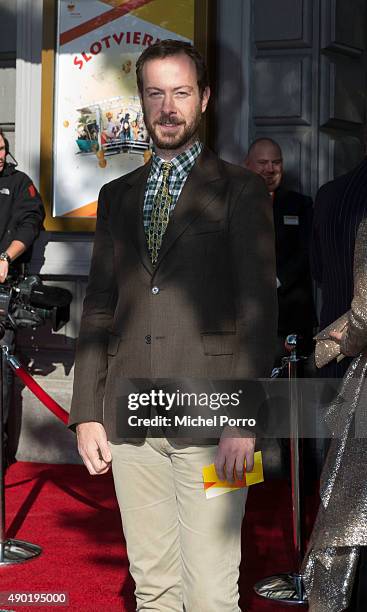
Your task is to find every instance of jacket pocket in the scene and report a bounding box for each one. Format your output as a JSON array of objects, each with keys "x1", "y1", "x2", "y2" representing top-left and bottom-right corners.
[
  {"x1": 107, "y1": 334, "x2": 121, "y2": 356},
  {"x1": 186, "y1": 220, "x2": 224, "y2": 235},
  {"x1": 201, "y1": 332, "x2": 236, "y2": 356}
]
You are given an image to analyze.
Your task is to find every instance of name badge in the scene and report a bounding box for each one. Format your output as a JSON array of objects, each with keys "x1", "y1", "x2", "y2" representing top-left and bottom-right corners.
[
  {"x1": 283, "y1": 215, "x2": 299, "y2": 226},
  {"x1": 0, "y1": 188, "x2": 10, "y2": 196}
]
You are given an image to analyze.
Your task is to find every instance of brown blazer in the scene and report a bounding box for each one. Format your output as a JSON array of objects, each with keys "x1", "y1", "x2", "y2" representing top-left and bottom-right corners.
[{"x1": 69, "y1": 147, "x2": 278, "y2": 441}]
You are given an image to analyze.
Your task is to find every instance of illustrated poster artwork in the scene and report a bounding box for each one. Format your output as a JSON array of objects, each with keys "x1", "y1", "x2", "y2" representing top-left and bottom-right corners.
[{"x1": 54, "y1": 0, "x2": 193, "y2": 218}]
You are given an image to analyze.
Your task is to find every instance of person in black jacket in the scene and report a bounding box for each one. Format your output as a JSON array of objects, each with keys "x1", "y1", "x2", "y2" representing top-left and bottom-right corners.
[
  {"x1": 244, "y1": 138, "x2": 317, "y2": 366},
  {"x1": 0, "y1": 128, "x2": 45, "y2": 452},
  {"x1": 0, "y1": 129, "x2": 45, "y2": 275}
]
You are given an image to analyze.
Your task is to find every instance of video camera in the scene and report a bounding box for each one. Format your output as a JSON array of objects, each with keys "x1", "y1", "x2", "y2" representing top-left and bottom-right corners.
[{"x1": 0, "y1": 275, "x2": 72, "y2": 332}]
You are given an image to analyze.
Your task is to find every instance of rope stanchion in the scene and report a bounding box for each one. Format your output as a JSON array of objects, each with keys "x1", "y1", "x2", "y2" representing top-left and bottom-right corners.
[
  {"x1": 5, "y1": 351, "x2": 69, "y2": 425},
  {"x1": 0, "y1": 343, "x2": 42, "y2": 565},
  {"x1": 254, "y1": 334, "x2": 308, "y2": 605}
]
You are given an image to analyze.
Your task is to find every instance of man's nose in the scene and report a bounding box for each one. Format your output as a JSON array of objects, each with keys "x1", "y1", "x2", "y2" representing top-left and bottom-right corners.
[
  {"x1": 264, "y1": 161, "x2": 274, "y2": 172},
  {"x1": 161, "y1": 94, "x2": 176, "y2": 114}
]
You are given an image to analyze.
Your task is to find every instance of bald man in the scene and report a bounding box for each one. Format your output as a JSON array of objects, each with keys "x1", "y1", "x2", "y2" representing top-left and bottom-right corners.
[
  {"x1": 245, "y1": 138, "x2": 317, "y2": 365},
  {"x1": 245, "y1": 138, "x2": 283, "y2": 195}
]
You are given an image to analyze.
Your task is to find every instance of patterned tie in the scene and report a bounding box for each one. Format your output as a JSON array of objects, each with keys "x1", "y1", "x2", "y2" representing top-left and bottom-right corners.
[{"x1": 147, "y1": 162, "x2": 172, "y2": 264}]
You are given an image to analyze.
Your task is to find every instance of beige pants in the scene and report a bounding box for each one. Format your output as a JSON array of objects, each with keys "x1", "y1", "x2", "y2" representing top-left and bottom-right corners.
[{"x1": 109, "y1": 438, "x2": 247, "y2": 611}]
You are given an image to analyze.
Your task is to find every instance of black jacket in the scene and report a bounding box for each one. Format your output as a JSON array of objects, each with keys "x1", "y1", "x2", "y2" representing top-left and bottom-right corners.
[
  {"x1": 0, "y1": 163, "x2": 45, "y2": 263},
  {"x1": 311, "y1": 158, "x2": 367, "y2": 329},
  {"x1": 273, "y1": 187, "x2": 317, "y2": 338}
]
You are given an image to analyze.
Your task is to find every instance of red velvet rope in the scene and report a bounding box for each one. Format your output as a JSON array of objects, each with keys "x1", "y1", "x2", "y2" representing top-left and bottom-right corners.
[{"x1": 8, "y1": 357, "x2": 69, "y2": 425}]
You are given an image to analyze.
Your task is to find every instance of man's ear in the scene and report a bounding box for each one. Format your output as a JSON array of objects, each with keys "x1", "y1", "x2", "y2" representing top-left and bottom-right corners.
[
  {"x1": 201, "y1": 86, "x2": 210, "y2": 113},
  {"x1": 243, "y1": 157, "x2": 250, "y2": 169}
]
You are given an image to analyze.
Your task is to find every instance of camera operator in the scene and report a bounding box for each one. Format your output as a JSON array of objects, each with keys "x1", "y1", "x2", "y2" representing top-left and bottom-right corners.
[{"x1": 0, "y1": 128, "x2": 45, "y2": 459}]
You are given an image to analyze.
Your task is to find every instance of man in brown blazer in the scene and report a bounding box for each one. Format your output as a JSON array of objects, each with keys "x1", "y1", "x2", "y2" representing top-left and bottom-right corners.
[{"x1": 70, "y1": 40, "x2": 277, "y2": 611}]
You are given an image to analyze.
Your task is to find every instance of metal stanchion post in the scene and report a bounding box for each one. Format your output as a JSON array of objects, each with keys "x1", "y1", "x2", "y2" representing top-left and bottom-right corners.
[
  {"x1": 0, "y1": 337, "x2": 42, "y2": 565},
  {"x1": 254, "y1": 334, "x2": 307, "y2": 604}
]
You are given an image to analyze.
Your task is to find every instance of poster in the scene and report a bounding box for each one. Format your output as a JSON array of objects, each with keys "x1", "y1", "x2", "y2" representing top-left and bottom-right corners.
[{"x1": 53, "y1": 0, "x2": 194, "y2": 218}]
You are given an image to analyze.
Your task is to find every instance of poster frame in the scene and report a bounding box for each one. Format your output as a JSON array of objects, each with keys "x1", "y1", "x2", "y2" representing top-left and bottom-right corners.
[{"x1": 40, "y1": 0, "x2": 215, "y2": 232}]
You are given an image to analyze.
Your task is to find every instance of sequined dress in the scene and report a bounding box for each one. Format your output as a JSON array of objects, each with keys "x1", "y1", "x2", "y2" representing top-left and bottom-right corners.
[{"x1": 302, "y1": 218, "x2": 367, "y2": 611}]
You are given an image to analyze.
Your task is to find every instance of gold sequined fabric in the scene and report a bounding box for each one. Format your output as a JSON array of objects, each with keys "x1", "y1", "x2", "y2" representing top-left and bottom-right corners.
[
  {"x1": 302, "y1": 218, "x2": 367, "y2": 611},
  {"x1": 147, "y1": 162, "x2": 172, "y2": 265}
]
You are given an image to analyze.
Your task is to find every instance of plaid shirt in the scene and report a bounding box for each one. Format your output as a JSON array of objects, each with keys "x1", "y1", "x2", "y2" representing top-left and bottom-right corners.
[{"x1": 143, "y1": 141, "x2": 203, "y2": 231}]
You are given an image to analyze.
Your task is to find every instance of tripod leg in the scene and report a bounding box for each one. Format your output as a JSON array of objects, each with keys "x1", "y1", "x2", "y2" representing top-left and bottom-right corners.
[{"x1": 0, "y1": 329, "x2": 15, "y2": 465}]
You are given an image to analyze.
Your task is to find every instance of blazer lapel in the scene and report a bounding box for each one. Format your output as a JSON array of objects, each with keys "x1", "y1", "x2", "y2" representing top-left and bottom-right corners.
[
  {"x1": 155, "y1": 147, "x2": 224, "y2": 268},
  {"x1": 122, "y1": 161, "x2": 154, "y2": 275}
]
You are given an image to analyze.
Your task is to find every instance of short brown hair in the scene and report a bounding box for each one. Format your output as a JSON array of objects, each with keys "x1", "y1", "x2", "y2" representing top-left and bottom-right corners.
[{"x1": 136, "y1": 39, "x2": 209, "y2": 98}]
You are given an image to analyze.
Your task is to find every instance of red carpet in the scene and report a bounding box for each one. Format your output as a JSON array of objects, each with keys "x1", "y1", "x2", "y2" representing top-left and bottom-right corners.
[{"x1": 1, "y1": 463, "x2": 314, "y2": 611}]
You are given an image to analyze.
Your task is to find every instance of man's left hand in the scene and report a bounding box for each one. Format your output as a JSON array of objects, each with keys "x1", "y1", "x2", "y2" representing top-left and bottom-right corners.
[
  {"x1": 0, "y1": 260, "x2": 8, "y2": 283},
  {"x1": 214, "y1": 426, "x2": 255, "y2": 482}
]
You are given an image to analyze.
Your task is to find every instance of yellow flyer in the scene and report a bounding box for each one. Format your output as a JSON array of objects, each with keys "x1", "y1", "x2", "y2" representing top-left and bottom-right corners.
[{"x1": 202, "y1": 451, "x2": 264, "y2": 499}]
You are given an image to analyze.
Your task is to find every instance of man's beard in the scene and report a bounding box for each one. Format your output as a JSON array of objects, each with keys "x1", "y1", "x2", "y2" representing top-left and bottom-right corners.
[{"x1": 142, "y1": 104, "x2": 202, "y2": 151}]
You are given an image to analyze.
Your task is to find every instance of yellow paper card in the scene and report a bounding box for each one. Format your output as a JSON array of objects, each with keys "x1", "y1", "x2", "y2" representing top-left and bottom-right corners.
[{"x1": 202, "y1": 450, "x2": 264, "y2": 499}]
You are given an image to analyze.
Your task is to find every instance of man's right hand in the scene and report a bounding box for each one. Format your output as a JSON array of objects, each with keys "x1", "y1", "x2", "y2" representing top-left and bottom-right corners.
[{"x1": 76, "y1": 422, "x2": 112, "y2": 475}]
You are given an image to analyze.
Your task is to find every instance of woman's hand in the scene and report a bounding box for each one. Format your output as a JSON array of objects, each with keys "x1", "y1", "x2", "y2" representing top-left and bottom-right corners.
[
  {"x1": 330, "y1": 328, "x2": 357, "y2": 356},
  {"x1": 329, "y1": 330, "x2": 344, "y2": 342}
]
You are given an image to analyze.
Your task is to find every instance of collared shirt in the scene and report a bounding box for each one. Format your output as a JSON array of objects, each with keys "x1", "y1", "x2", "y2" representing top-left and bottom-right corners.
[{"x1": 143, "y1": 141, "x2": 203, "y2": 231}]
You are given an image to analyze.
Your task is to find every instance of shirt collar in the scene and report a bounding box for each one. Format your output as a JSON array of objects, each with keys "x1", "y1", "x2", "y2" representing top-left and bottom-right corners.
[{"x1": 150, "y1": 141, "x2": 203, "y2": 180}]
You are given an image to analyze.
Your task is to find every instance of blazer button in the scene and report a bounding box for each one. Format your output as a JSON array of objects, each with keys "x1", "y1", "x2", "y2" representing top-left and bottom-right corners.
[
  {"x1": 151, "y1": 286, "x2": 160, "y2": 295},
  {"x1": 145, "y1": 335, "x2": 151, "y2": 344}
]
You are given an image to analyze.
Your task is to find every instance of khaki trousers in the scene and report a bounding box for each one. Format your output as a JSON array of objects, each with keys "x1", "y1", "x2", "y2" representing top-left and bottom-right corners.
[{"x1": 109, "y1": 438, "x2": 247, "y2": 611}]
